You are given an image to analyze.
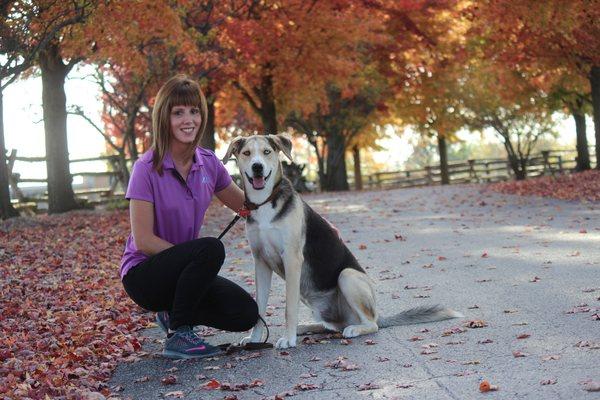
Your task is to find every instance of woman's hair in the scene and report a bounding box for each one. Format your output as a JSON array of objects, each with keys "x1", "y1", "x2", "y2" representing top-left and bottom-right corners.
[{"x1": 151, "y1": 74, "x2": 208, "y2": 173}]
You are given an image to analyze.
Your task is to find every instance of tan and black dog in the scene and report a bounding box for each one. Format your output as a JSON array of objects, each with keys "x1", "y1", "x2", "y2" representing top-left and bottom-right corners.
[{"x1": 223, "y1": 134, "x2": 463, "y2": 349}]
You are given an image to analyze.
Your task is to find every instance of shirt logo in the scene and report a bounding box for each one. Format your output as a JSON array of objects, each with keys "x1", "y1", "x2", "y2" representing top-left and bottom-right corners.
[{"x1": 201, "y1": 175, "x2": 211, "y2": 184}]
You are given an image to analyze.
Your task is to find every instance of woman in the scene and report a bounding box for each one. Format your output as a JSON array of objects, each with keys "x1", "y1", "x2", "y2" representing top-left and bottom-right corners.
[{"x1": 120, "y1": 74, "x2": 258, "y2": 359}]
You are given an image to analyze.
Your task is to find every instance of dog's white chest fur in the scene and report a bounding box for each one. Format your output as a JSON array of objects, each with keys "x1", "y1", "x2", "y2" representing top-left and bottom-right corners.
[{"x1": 247, "y1": 207, "x2": 286, "y2": 277}]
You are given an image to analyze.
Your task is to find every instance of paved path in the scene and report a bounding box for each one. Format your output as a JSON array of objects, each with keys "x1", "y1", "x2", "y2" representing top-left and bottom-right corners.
[{"x1": 109, "y1": 184, "x2": 600, "y2": 399}]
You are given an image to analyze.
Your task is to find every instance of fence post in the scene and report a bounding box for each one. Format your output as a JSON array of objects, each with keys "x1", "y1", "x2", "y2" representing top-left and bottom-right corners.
[
  {"x1": 541, "y1": 150, "x2": 552, "y2": 176},
  {"x1": 558, "y1": 155, "x2": 563, "y2": 173},
  {"x1": 468, "y1": 159, "x2": 477, "y2": 182},
  {"x1": 425, "y1": 166, "x2": 433, "y2": 184},
  {"x1": 6, "y1": 149, "x2": 24, "y2": 201}
]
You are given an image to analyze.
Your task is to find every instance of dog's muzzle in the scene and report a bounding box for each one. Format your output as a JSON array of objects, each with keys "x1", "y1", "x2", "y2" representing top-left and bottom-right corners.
[{"x1": 246, "y1": 164, "x2": 271, "y2": 190}]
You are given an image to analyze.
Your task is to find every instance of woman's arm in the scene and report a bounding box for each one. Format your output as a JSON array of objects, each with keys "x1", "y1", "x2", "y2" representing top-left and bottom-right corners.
[
  {"x1": 130, "y1": 199, "x2": 173, "y2": 255},
  {"x1": 215, "y1": 181, "x2": 245, "y2": 212}
]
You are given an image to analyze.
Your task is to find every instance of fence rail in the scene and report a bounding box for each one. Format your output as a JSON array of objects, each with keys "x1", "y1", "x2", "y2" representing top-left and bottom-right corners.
[
  {"x1": 5, "y1": 147, "x2": 597, "y2": 211},
  {"x1": 6, "y1": 151, "x2": 127, "y2": 210},
  {"x1": 362, "y1": 149, "x2": 596, "y2": 190}
]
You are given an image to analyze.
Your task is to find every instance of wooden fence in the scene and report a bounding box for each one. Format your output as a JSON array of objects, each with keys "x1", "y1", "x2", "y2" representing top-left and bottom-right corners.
[
  {"x1": 5, "y1": 148, "x2": 597, "y2": 210},
  {"x1": 362, "y1": 149, "x2": 597, "y2": 190},
  {"x1": 6, "y1": 151, "x2": 126, "y2": 209}
]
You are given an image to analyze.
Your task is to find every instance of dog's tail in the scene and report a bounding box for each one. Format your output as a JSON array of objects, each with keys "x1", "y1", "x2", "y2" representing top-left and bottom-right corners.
[{"x1": 377, "y1": 304, "x2": 463, "y2": 329}]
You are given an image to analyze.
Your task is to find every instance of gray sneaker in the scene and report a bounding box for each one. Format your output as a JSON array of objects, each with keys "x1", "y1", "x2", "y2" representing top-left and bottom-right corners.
[{"x1": 163, "y1": 326, "x2": 222, "y2": 359}]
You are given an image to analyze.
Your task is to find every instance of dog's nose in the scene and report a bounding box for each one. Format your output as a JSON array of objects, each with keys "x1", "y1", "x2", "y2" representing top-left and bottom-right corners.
[{"x1": 252, "y1": 163, "x2": 264, "y2": 175}]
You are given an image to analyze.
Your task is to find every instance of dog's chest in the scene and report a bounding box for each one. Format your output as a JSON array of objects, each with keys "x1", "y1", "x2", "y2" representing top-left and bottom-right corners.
[{"x1": 247, "y1": 212, "x2": 286, "y2": 276}]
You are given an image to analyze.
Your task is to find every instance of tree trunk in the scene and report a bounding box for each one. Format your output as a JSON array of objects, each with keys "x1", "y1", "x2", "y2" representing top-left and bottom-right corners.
[
  {"x1": 307, "y1": 138, "x2": 326, "y2": 191},
  {"x1": 125, "y1": 108, "x2": 139, "y2": 161},
  {"x1": 437, "y1": 133, "x2": 450, "y2": 184},
  {"x1": 591, "y1": 66, "x2": 600, "y2": 169},
  {"x1": 324, "y1": 131, "x2": 349, "y2": 191},
  {"x1": 259, "y1": 73, "x2": 278, "y2": 135},
  {"x1": 507, "y1": 153, "x2": 526, "y2": 180},
  {"x1": 572, "y1": 101, "x2": 590, "y2": 171},
  {"x1": 0, "y1": 89, "x2": 19, "y2": 219},
  {"x1": 201, "y1": 99, "x2": 216, "y2": 151},
  {"x1": 39, "y1": 43, "x2": 79, "y2": 214},
  {"x1": 352, "y1": 145, "x2": 362, "y2": 190}
]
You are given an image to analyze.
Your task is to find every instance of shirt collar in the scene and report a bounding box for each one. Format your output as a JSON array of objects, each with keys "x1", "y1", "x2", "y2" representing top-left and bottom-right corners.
[{"x1": 161, "y1": 148, "x2": 204, "y2": 171}]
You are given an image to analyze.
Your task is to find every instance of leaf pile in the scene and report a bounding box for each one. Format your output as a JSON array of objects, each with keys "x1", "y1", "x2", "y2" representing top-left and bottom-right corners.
[
  {"x1": 0, "y1": 210, "x2": 151, "y2": 399},
  {"x1": 488, "y1": 170, "x2": 600, "y2": 202}
]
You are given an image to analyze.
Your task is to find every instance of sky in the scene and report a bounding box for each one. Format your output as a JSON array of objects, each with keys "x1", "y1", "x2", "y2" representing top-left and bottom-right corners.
[{"x1": 3, "y1": 67, "x2": 594, "y2": 185}]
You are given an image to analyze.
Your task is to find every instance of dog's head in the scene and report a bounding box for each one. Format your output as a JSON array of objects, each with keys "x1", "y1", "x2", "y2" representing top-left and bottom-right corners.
[{"x1": 223, "y1": 134, "x2": 292, "y2": 192}]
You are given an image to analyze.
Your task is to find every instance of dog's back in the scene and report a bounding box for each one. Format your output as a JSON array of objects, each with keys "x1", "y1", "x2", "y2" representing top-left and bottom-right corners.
[{"x1": 301, "y1": 200, "x2": 366, "y2": 291}]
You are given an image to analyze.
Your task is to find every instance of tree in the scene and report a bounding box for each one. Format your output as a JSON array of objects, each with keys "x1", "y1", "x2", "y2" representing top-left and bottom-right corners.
[
  {"x1": 222, "y1": 0, "x2": 380, "y2": 135},
  {"x1": 372, "y1": 0, "x2": 466, "y2": 184},
  {"x1": 0, "y1": 1, "x2": 88, "y2": 218},
  {"x1": 468, "y1": 0, "x2": 600, "y2": 167},
  {"x1": 457, "y1": 61, "x2": 558, "y2": 179},
  {"x1": 70, "y1": 0, "x2": 195, "y2": 188},
  {"x1": 287, "y1": 82, "x2": 387, "y2": 191}
]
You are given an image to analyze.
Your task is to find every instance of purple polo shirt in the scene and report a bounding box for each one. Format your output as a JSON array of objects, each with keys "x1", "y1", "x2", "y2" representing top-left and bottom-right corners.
[{"x1": 119, "y1": 147, "x2": 232, "y2": 279}]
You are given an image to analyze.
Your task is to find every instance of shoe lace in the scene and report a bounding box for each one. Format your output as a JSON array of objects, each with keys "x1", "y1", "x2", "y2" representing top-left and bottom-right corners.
[{"x1": 179, "y1": 328, "x2": 207, "y2": 346}]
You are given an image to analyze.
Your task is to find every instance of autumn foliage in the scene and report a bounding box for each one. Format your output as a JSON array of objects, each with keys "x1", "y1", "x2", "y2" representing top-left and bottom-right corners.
[
  {"x1": 0, "y1": 211, "x2": 148, "y2": 398},
  {"x1": 488, "y1": 170, "x2": 600, "y2": 202}
]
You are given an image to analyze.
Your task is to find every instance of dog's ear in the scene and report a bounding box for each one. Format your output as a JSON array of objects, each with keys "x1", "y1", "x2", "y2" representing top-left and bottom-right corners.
[
  {"x1": 222, "y1": 136, "x2": 246, "y2": 163},
  {"x1": 267, "y1": 134, "x2": 293, "y2": 161}
]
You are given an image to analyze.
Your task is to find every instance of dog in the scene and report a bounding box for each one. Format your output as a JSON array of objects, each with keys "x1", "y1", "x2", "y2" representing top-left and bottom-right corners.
[{"x1": 223, "y1": 134, "x2": 463, "y2": 349}]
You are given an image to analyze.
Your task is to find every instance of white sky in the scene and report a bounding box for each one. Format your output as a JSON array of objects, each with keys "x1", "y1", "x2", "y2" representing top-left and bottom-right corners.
[{"x1": 3, "y1": 67, "x2": 595, "y2": 183}]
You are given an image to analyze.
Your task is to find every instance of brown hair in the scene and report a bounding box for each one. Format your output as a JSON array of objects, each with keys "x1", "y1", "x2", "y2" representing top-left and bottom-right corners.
[{"x1": 151, "y1": 74, "x2": 208, "y2": 173}]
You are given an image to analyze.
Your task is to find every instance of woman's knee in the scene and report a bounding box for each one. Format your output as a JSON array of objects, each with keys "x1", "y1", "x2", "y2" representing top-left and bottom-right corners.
[
  {"x1": 234, "y1": 298, "x2": 259, "y2": 332},
  {"x1": 191, "y1": 237, "x2": 225, "y2": 268}
]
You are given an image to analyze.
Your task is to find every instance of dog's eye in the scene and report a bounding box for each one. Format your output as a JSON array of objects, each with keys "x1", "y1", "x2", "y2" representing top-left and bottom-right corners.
[
  {"x1": 242, "y1": 150, "x2": 251, "y2": 156},
  {"x1": 263, "y1": 149, "x2": 271, "y2": 155}
]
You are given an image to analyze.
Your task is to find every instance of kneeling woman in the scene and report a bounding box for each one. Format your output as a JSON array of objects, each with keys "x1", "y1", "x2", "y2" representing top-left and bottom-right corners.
[{"x1": 120, "y1": 74, "x2": 258, "y2": 359}]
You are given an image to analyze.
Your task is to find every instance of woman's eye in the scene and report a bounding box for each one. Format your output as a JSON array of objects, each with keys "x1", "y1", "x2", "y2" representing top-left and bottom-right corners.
[
  {"x1": 264, "y1": 149, "x2": 271, "y2": 155},
  {"x1": 243, "y1": 151, "x2": 251, "y2": 156},
  {"x1": 191, "y1": 108, "x2": 200, "y2": 114}
]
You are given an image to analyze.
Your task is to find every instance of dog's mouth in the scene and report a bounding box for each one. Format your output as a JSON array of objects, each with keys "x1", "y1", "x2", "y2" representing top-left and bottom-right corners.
[{"x1": 245, "y1": 170, "x2": 272, "y2": 190}]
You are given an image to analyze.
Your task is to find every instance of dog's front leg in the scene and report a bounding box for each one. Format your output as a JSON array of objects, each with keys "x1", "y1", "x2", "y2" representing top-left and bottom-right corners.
[
  {"x1": 277, "y1": 253, "x2": 303, "y2": 349},
  {"x1": 240, "y1": 259, "x2": 272, "y2": 345}
]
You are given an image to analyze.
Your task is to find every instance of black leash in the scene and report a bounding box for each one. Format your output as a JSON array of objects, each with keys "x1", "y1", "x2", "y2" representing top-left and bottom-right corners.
[
  {"x1": 218, "y1": 315, "x2": 273, "y2": 354},
  {"x1": 217, "y1": 214, "x2": 242, "y2": 240}
]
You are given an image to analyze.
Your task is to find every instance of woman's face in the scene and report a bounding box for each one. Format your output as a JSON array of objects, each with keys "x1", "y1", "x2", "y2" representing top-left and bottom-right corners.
[{"x1": 170, "y1": 105, "x2": 202, "y2": 146}]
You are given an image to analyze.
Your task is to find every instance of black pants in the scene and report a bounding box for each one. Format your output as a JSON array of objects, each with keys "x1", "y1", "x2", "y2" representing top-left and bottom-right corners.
[{"x1": 122, "y1": 237, "x2": 258, "y2": 332}]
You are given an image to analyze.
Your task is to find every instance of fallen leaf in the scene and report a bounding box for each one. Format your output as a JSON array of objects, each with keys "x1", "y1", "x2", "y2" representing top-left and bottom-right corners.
[
  {"x1": 165, "y1": 391, "x2": 185, "y2": 398},
  {"x1": 516, "y1": 333, "x2": 531, "y2": 339},
  {"x1": 541, "y1": 355, "x2": 561, "y2": 361},
  {"x1": 357, "y1": 382, "x2": 381, "y2": 391},
  {"x1": 464, "y1": 320, "x2": 487, "y2": 329},
  {"x1": 201, "y1": 378, "x2": 221, "y2": 390},
  {"x1": 294, "y1": 383, "x2": 320, "y2": 391},
  {"x1": 540, "y1": 379, "x2": 557, "y2": 386},
  {"x1": 161, "y1": 375, "x2": 177, "y2": 386}
]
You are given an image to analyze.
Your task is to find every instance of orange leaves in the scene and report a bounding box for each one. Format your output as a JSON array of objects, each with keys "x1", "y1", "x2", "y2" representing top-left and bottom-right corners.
[
  {"x1": 0, "y1": 210, "x2": 147, "y2": 399},
  {"x1": 489, "y1": 170, "x2": 600, "y2": 202}
]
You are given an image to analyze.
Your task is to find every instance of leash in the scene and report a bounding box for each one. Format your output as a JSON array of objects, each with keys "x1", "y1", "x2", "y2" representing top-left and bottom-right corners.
[{"x1": 218, "y1": 315, "x2": 273, "y2": 354}]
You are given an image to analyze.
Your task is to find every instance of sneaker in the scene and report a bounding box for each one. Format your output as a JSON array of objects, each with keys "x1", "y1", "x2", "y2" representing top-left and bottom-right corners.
[
  {"x1": 163, "y1": 326, "x2": 223, "y2": 359},
  {"x1": 156, "y1": 311, "x2": 170, "y2": 334}
]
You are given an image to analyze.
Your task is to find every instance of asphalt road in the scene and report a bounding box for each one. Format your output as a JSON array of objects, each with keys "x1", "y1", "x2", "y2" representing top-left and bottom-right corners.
[{"x1": 109, "y1": 184, "x2": 600, "y2": 400}]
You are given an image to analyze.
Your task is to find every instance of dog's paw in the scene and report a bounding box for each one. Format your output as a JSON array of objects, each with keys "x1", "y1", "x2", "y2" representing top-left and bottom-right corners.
[
  {"x1": 342, "y1": 325, "x2": 361, "y2": 338},
  {"x1": 275, "y1": 336, "x2": 297, "y2": 349}
]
